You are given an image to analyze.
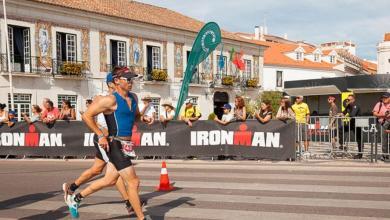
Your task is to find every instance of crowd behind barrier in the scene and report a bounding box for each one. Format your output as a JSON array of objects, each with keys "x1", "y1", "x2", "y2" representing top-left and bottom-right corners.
[{"x1": 0, "y1": 91, "x2": 389, "y2": 162}]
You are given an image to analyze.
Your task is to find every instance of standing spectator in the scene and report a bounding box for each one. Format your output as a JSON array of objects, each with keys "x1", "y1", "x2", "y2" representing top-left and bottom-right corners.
[
  {"x1": 276, "y1": 98, "x2": 295, "y2": 122},
  {"x1": 214, "y1": 103, "x2": 233, "y2": 125},
  {"x1": 328, "y1": 95, "x2": 339, "y2": 149},
  {"x1": 373, "y1": 92, "x2": 390, "y2": 161},
  {"x1": 160, "y1": 100, "x2": 175, "y2": 124},
  {"x1": 140, "y1": 95, "x2": 156, "y2": 125},
  {"x1": 60, "y1": 100, "x2": 76, "y2": 120},
  {"x1": 80, "y1": 99, "x2": 92, "y2": 115},
  {"x1": 339, "y1": 94, "x2": 363, "y2": 159},
  {"x1": 180, "y1": 99, "x2": 201, "y2": 127},
  {"x1": 292, "y1": 96, "x2": 310, "y2": 154},
  {"x1": 7, "y1": 110, "x2": 18, "y2": 127},
  {"x1": 42, "y1": 100, "x2": 60, "y2": 126},
  {"x1": 233, "y1": 96, "x2": 246, "y2": 121},
  {"x1": 0, "y1": 103, "x2": 8, "y2": 125},
  {"x1": 22, "y1": 105, "x2": 42, "y2": 124},
  {"x1": 255, "y1": 100, "x2": 273, "y2": 124}
]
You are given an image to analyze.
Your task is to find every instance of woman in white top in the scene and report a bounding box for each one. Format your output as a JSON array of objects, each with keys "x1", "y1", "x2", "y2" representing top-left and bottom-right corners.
[
  {"x1": 140, "y1": 95, "x2": 156, "y2": 125},
  {"x1": 23, "y1": 105, "x2": 42, "y2": 124},
  {"x1": 0, "y1": 103, "x2": 8, "y2": 124},
  {"x1": 160, "y1": 101, "x2": 175, "y2": 124}
]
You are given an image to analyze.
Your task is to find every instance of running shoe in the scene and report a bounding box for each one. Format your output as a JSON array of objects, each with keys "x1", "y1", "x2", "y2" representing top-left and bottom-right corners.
[
  {"x1": 126, "y1": 199, "x2": 148, "y2": 215},
  {"x1": 65, "y1": 194, "x2": 80, "y2": 218},
  {"x1": 62, "y1": 183, "x2": 74, "y2": 203}
]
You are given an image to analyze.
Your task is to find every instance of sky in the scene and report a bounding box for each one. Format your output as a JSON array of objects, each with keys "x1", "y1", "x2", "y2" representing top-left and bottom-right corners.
[{"x1": 138, "y1": 0, "x2": 390, "y2": 61}]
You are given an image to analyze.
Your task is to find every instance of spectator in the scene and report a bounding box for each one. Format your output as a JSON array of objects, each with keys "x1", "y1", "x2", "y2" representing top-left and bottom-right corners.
[
  {"x1": 180, "y1": 99, "x2": 201, "y2": 127},
  {"x1": 328, "y1": 95, "x2": 339, "y2": 149},
  {"x1": 42, "y1": 100, "x2": 60, "y2": 125},
  {"x1": 233, "y1": 96, "x2": 246, "y2": 121},
  {"x1": 339, "y1": 94, "x2": 363, "y2": 159},
  {"x1": 140, "y1": 95, "x2": 156, "y2": 125},
  {"x1": 373, "y1": 92, "x2": 390, "y2": 161},
  {"x1": 160, "y1": 100, "x2": 175, "y2": 124},
  {"x1": 292, "y1": 96, "x2": 310, "y2": 154},
  {"x1": 255, "y1": 100, "x2": 273, "y2": 124},
  {"x1": 276, "y1": 98, "x2": 295, "y2": 122},
  {"x1": 0, "y1": 103, "x2": 8, "y2": 125},
  {"x1": 41, "y1": 98, "x2": 50, "y2": 112},
  {"x1": 59, "y1": 99, "x2": 76, "y2": 120},
  {"x1": 214, "y1": 103, "x2": 233, "y2": 125},
  {"x1": 22, "y1": 105, "x2": 42, "y2": 124},
  {"x1": 7, "y1": 110, "x2": 17, "y2": 127},
  {"x1": 80, "y1": 99, "x2": 93, "y2": 115}
]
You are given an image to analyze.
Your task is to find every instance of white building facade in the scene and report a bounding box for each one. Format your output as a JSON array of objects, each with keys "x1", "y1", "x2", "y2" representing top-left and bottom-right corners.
[
  {"x1": 378, "y1": 33, "x2": 390, "y2": 74},
  {"x1": 0, "y1": 0, "x2": 267, "y2": 120}
]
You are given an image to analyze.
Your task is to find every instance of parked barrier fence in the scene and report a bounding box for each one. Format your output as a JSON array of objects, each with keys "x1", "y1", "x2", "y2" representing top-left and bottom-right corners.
[{"x1": 296, "y1": 116, "x2": 389, "y2": 162}]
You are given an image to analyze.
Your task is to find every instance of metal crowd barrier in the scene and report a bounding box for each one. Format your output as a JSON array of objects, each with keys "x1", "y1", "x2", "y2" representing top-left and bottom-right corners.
[{"x1": 295, "y1": 116, "x2": 389, "y2": 162}]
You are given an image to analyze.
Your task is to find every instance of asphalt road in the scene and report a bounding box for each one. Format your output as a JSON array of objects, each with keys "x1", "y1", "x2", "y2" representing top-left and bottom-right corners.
[{"x1": 1, "y1": 159, "x2": 390, "y2": 220}]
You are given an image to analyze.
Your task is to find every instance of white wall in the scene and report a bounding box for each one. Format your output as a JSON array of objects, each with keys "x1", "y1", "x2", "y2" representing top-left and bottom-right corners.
[
  {"x1": 262, "y1": 65, "x2": 346, "y2": 91},
  {"x1": 378, "y1": 41, "x2": 390, "y2": 74}
]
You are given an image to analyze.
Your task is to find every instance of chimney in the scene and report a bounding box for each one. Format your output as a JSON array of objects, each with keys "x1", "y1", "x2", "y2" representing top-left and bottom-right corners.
[
  {"x1": 260, "y1": 26, "x2": 265, "y2": 41},
  {"x1": 283, "y1": 33, "x2": 288, "y2": 40},
  {"x1": 385, "y1": 33, "x2": 390, "y2": 41},
  {"x1": 264, "y1": 26, "x2": 268, "y2": 35},
  {"x1": 254, "y1": 26, "x2": 260, "y2": 40}
]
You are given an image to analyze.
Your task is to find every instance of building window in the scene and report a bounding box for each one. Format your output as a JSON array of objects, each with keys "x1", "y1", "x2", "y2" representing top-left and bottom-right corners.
[
  {"x1": 110, "y1": 40, "x2": 127, "y2": 68},
  {"x1": 58, "y1": 95, "x2": 77, "y2": 109},
  {"x1": 217, "y1": 55, "x2": 227, "y2": 76},
  {"x1": 7, "y1": 25, "x2": 31, "y2": 72},
  {"x1": 152, "y1": 47, "x2": 161, "y2": 69},
  {"x1": 296, "y1": 52, "x2": 303, "y2": 61},
  {"x1": 150, "y1": 98, "x2": 160, "y2": 120},
  {"x1": 330, "y1": 55, "x2": 335, "y2": 63},
  {"x1": 146, "y1": 45, "x2": 161, "y2": 75},
  {"x1": 276, "y1": 71, "x2": 283, "y2": 88},
  {"x1": 314, "y1": 54, "x2": 320, "y2": 62},
  {"x1": 56, "y1": 32, "x2": 77, "y2": 62},
  {"x1": 8, "y1": 93, "x2": 31, "y2": 121},
  {"x1": 244, "y1": 59, "x2": 252, "y2": 78}
]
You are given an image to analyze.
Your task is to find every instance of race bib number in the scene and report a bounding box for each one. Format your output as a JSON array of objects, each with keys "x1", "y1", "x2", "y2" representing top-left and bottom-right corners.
[{"x1": 120, "y1": 140, "x2": 136, "y2": 157}]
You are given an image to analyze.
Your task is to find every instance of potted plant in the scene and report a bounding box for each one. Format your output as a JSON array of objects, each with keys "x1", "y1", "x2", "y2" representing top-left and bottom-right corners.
[
  {"x1": 222, "y1": 75, "x2": 233, "y2": 86},
  {"x1": 246, "y1": 78, "x2": 258, "y2": 88},
  {"x1": 60, "y1": 62, "x2": 85, "y2": 76},
  {"x1": 151, "y1": 69, "x2": 168, "y2": 81}
]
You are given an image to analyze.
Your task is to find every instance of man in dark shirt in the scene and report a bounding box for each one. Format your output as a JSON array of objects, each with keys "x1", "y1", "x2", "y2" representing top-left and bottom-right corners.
[{"x1": 338, "y1": 94, "x2": 363, "y2": 159}]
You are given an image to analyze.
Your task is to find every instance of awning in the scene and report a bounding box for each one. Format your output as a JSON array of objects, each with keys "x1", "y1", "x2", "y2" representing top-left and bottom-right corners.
[
  {"x1": 284, "y1": 85, "x2": 341, "y2": 96},
  {"x1": 348, "y1": 88, "x2": 389, "y2": 93}
]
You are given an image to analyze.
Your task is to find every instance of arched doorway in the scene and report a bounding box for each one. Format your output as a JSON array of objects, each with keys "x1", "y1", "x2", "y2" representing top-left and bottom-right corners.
[{"x1": 213, "y1": 91, "x2": 229, "y2": 119}]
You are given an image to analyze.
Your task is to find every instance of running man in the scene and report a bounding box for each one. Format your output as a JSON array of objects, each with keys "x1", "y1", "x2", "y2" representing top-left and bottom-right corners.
[
  {"x1": 65, "y1": 67, "x2": 150, "y2": 220},
  {"x1": 63, "y1": 72, "x2": 134, "y2": 214}
]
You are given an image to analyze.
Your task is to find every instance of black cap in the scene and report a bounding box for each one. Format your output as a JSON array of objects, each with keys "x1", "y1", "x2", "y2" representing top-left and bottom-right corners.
[{"x1": 382, "y1": 92, "x2": 390, "y2": 98}]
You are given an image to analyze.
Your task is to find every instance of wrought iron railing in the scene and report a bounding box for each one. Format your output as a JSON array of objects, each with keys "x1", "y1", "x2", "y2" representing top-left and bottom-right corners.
[
  {"x1": 52, "y1": 59, "x2": 88, "y2": 78},
  {"x1": 0, "y1": 54, "x2": 51, "y2": 74}
]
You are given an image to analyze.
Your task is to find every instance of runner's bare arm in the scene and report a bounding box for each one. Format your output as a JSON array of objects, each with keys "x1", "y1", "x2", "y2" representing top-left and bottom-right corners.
[{"x1": 82, "y1": 95, "x2": 116, "y2": 136}]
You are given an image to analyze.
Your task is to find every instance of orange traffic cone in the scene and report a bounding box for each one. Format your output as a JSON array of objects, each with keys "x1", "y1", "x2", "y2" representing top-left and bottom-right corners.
[{"x1": 156, "y1": 161, "x2": 174, "y2": 191}]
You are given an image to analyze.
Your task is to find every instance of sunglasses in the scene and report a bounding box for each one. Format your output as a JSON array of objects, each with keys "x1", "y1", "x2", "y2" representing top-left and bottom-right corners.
[{"x1": 119, "y1": 77, "x2": 134, "y2": 84}]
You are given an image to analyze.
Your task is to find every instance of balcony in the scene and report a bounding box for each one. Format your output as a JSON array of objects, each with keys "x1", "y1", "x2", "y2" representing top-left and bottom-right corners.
[
  {"x1": 52, "y1": 59, "x2": 88, "y2": 78},
  {"x1": 0, "y1": 54, "x2": 51, "y2": 75},
  {"x1": 0, "y1": 54, "x2": 88, "y2": 79},
  {"x1": 190, "y1": 71, "x2": 208, "y2": 85}
]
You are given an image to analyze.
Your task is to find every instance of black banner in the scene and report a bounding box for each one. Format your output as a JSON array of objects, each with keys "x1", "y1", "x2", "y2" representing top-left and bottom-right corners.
[{"x1": 0, "y1": 120, "x2": 296, "y2": 160}]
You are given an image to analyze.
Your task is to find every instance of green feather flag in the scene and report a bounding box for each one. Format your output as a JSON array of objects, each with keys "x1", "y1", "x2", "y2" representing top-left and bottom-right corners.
[{"x1": 174, "y1": 22, "x2": 222, "y2": 119}]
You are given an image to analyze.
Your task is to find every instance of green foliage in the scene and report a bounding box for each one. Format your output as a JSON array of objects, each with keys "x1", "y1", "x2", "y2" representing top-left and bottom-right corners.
[{"x1": 260, "y1": 91, "x2": 283, "y2": 115}]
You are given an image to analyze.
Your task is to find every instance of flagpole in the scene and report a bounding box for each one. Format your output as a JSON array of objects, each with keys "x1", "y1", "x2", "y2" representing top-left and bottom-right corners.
[{"x1": 2, "y1": 0, "x2": 14, "y2": 110}]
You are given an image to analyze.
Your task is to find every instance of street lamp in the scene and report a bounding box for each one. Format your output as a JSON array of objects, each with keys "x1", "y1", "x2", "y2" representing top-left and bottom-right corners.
[{"x1": 2, "y1": 0, "x2": 14, "y2": 110}]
